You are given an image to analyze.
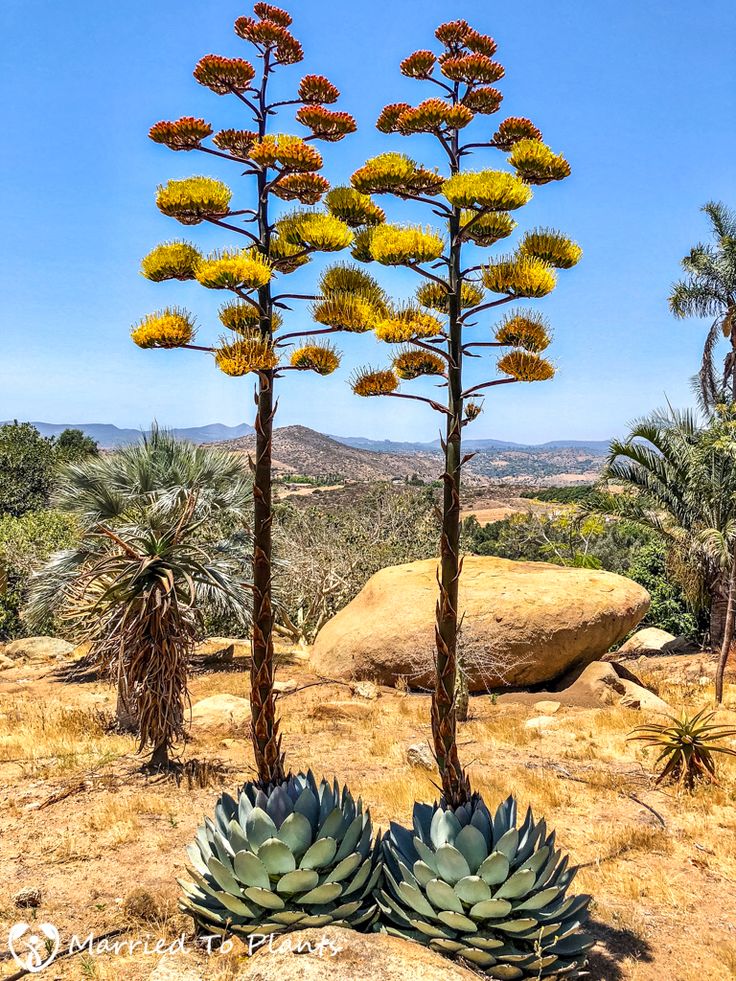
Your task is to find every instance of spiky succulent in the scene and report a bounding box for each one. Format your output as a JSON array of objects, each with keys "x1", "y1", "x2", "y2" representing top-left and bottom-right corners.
[
  {"x1": 378, "y1": 795, "x2": 593, "y2": 978},
  {"x1": 179, "y1": 774, "x2": 382, "y2": 938}
]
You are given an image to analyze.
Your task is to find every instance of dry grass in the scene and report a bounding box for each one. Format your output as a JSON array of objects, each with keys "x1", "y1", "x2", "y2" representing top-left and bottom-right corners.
[{"x1": 1, "y1": 657, "x2": 735, "y2": 979}]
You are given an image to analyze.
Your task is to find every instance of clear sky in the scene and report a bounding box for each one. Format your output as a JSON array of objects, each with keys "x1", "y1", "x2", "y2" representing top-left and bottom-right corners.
[{"x1": 1, "y1": 0, "x2": 734, "y2": 443}]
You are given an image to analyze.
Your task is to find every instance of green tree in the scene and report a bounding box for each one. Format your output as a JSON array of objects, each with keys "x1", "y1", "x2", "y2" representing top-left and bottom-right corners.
[
  {"x1": 53, "y1": 428, "x2": 99, "y2": 464},
  {"x1": 669, "y1": 201, "x2": 736, "y2": 409},
  {"x1": 132, "y1": 2, "x2": 379, "y2": 787},
  {"x1": 605, "y1": 407, "x2": 736, "y2": 699},
  {"x1": 0, "y1": 422, "x2": 55, "y2": 517},
  {"x1": 345, "y1": 19, "x2": 580, "y2": 805}
]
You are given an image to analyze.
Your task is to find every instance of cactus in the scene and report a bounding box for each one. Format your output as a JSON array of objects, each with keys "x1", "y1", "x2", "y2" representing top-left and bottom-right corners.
[
  {"x1": 180, "y1": 772, "x2": 382, "y2": 937},
  {"x1": 377, "y1": 795, "x2": 593, "y2": 978}
]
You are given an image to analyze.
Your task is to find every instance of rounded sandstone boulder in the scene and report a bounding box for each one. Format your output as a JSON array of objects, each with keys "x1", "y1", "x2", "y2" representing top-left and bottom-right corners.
[{"x1": 311, "y1": 556, "x2": 650, "y2": 692}]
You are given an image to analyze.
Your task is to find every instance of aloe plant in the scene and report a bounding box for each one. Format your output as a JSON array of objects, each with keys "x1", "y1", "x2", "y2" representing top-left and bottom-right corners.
[
  {"x1": 378, "y1": 796, "x2": 593, "y2": 978},
  {"x1": 629, "y1": 708, "x2": 736, "y2": 790}
]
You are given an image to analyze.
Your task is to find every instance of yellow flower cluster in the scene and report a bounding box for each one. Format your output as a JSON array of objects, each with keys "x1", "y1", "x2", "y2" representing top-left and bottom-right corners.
[
  {"x1": 509, "y1": 139, "x2": 571, "y2": 185},
  {"x1": 273, "y1": 172, "x2": 330, "y2": 204},
  {"x1": 375, "y1": 307, "x2": 443, "y2": 343},
  {"x1": 460, "y1": 210, "x2": 516, "y2": 246},
  {"x1": 248, "y1": 134, "x2": 323, "y2": 172},
  {"x1": 131, "y1": 308, "x2": 194, "y2": 349},
  {"x1": 482, "y1": 254, "x2": 557, "y2": 298},
  {"x1": 497, "y1": 350, "x2": 555, "y2": 382},
  {"x1": 393, "y1": 348, "x2": 446, "y2": 380},
  {"x1": 518, "y1": 228, "x2": 582, "y2": 269},
  {"x1": 416, "y1": 281, "x2": 485, "y2": 312},
  {"x1": 140, "y1": 241, "x2": 202, "y2": 282},
  {"x1": 351, "y1": 368, "x2": 399, "y2": 397},
  {"x1": 352, "y1": 153, "x2": 444, "y2": 197},
  {"x1": 218, "y1": 301, "x2": 282, "y2": 335},
  {"x1": 443, "y1": 170, "x2": 531, "y2": 211},
  {"x1": 156, "y1": 176, "x2": 231, "y2": 225},
  {"x1": 370, "y1": 224, "x2": 444, "y2": 266},
  {"x1": 494, "y1": 310, "x2": 551, "y2": 352},
  {"x1": 278, "y1": 211, "x2": 354, "y2": 252},
  {"x1": 320, "y1": 264, "x2": 386, "y2": 306},
  {"x1": 215, "y1": 338, "x2": 279, "y2": 376},
  {"x1": 312, "y1": 294, "x2": 380, "y2": 333},
  {"x1": 195, "y1": 249, "x2": 273, "y2": 291},
  {"x1": 290, "y1": 343, "x2": 341, "y2": 375},
  {"x1": 268, "y1": 235, "x2": 310, "y2": 273},
  {"x1": 325, "y1": 187, "x2": 385, "y2": 228}
]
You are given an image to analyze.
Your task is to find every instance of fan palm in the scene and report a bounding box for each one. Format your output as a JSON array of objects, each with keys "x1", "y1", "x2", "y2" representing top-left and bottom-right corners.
[
  {"x1": 669, "y1": 202, "x2": 736, "y2": 409},
  {"x1": 604, "y1": 407, "x2": 736, "y2": 700},
  {"x1": 27, "y1": 430, "x2": 253, "y2": 758}
]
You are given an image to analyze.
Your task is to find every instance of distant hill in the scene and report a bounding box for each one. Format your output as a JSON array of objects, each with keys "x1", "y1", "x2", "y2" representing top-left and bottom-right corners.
[
  {"x1": 6, "y1": 422, "x2": 255, "y2": 448},
  {"x1": 332, "y1": 434, "x2": 611, "y2": 456}
]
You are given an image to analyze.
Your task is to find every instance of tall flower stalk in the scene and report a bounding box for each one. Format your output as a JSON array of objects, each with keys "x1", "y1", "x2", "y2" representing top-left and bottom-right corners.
[
  {"x1": 347, "y1": 19, "x2": 580, "y2": 807},
  {"x1": 133, "y1": 3, "x2": 379, "y2": 785}
]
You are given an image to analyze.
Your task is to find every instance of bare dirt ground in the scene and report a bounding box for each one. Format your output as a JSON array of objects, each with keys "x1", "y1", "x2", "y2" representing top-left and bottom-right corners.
[{"x1": 0, "y1": 651, "x2": 735, "y2": 980}]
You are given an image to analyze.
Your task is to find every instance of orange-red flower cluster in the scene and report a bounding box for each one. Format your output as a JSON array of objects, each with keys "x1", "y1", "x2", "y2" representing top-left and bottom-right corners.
[
  {"x1": 149, "y1": 117, "x2": 212, "y2": 151},
  {"x1": 435, "y1": 20, "x2": 472, "y2": 46},
  {"x1": 462, "y1": 86, "x2": 503, "y2": 115},
  {"x1": 296, "y1": 106, "x2": 357, "y2": 142},
  {"x1": 213, "y1": 129, "x2": 258, "y2": 158},
  {"x1": 298, "y1": 74, "x2": 339, "y2": 104},
  {"x1": 272, "y1": 172, "x2": 330, "y2": 204},
  {"x1": 440, "y1": 52, "x2": 505, "y2": 84},
  {"x1": 193, "y1": 55, "x2": 255, "y2": 95},
  {"x1": 492, "y1": 117, "x2": 543, "y2": 150},
  {"x1": 234, "y1": 14, "x2": 303, "y2": 64},
  {"x1": 394, "y1": 99, "x2": 474, "y2": 135},
  {"x1": 252, "y1": 2, "x2": 292, "y2": 26},
  {"x1": 466, "y1": 30, "x2": 497, "y2": 57},
  {"x1": 400, "y1": 50, "x2": 437, "y2": 79},
  {"x1": 376, "y1": 103, "x2": 412, "y2": 134}
]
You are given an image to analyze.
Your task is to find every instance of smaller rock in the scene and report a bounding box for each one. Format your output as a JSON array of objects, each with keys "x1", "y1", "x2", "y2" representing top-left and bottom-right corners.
[
  {"x1": 2, "y1": 637, "x2": 74, "y2": 663},
  {"x1": 351, "y1": 680, "x2": 379, "y2": 700},
  {"x1": 191, "y1": 694, "x2": 250, "y2": 731},
  {"x1": 524, "y1": 715, "x2": 561, "y2": 733},
  {"x1": 618, "y1": 679, "x2": 672, "y2": 714},
  {"x1": 407, "y1": 742, "x2": 434, "y2": 770},
  {"x1": 533, "y1": 699, "x2": 561, "y2": 715},
  {"x1": 14, "y1": 887, "x2": 42, "y2": 908},
  {"x1": 274, "y1": 679, "x2": 297, "y2": 694},
  {"x1": 0, "y1": 654, "x2": 14, "y2": 670},
  {"x1": 194, "y1": 636, "x2": 250, "y2": 659},
  {"x1": 616, "y1": 627, "x2": 692, "y2": 657}
]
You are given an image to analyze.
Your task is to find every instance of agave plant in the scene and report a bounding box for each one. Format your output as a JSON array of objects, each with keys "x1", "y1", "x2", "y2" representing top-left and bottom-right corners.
[
  {"x1": 629, "y1": 709, "x2": 736, "y2": 790},
  {"x1": 378, "y1": 795, "x2": 593, "y2": 979},
  {"x1": 180, "y1": 772, "x2": 382, "y2": 937}
]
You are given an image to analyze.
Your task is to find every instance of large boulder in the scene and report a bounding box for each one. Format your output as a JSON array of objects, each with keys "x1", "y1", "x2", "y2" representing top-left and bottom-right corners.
[
  {"x1": 0, "y1": 636, "x2": 74, "y2": 663},
  {"x1": 312, "y1": 556, "x2": 649, "y2": 692},
  {"x1": 237, "y1": 926, "x2": 479, "y2": 980}
]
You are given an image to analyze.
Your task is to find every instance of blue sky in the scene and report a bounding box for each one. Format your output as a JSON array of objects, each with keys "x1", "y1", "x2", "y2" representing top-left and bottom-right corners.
[{"x1": 1, "y1": 0, "x2": 734, "y2": 443}]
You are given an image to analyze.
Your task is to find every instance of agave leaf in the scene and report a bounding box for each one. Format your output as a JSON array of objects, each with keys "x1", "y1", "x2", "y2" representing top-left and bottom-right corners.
[
  {"x1": 340, "y1": 856, "x2": 373, "y2": 897},
  {"x1": 335, "y1": 815, "x2": 365, "y2": 862},
  {"x1": 257, "y1": 838, "x2": 297, "y2": 876},
  {"x1": 413, "y1": 860, "x2": 436, "y2": 887},
  {"x1": 515, "y1": 885, "x2": 560, "y2": 911},
  {"x1": 426, "y1": 877, "x2": 464, "y2": 913},
  {"x1": 458, "y1": 946, "x2": 498, "y2": 967},
  {"x1": 217, "y1": 891, "x2": 258, "y2": 917},
  {"x1": 413, "y1": 837, "x2": 439, "y2": 872},
  {"x1": 429, "y1": 938, "x2": 466, "y2": 953},
  {"x1": 297, "y1": 913, "x2": 334, "y2": 928},
  {"x1": 275, "y1": 868, "x2": 320, "y2": 895},
  {"x1": 470, "y1": 804, "x2": 493, "y2": 843},
  {"x1": 413, "y1": 801, "x2": 435, "y2": 840},
  {"x1": 227, "y1": 818, "x2": 249, "y2": 854},
  {"x1": 548, "y1": 932, "x2": 596, "y2": 955},
  {"x1": 473, "y1": 934, "x2": 506, "y2": 950},
  {"x1": 233, "y1": 850, "x2": 270, "y2": 889},
  {"x1": 270, "y1": 910, "x2": 307, "y2": 925},
  {"x1": 398, "y1": 880, "x2": 437, "y2": 918},
  {"x1": 243, "y1": 886, "x2": 285, "y2": 910},
  {"x1": 207, "y1": 856, "x2": 242, "y2": 896},
  {"x1": 494, "y1": 917, "x2": 540, "y2": 933},
  {"x1": 455, "y1": 875, "x2": 493, "y2": 906},
  {"x1": 319, "y1": 806, "x2": 347, "y2": 841},
  {"x1": 294, "y1": 786, "x2": 320, "y2": 829},
  {"x1": 238, "y1": 792, "x2": 254, "y2": 828},
  {"x1": 186, "y1": 843, "x2": 209, "y2": 878},
  {"x1": 495, "y1": 828, "x2": 519, "y2": 862},
  {"x1": 246, "y1": 807, "x2": 278, "y2": 851},
  {"x1": 325, "y1": 900, "x2": 362, "y2": 919},
  {"x1": 479, "y1": 851, "x2": 510, "y2": 885},
  {"x1": 519, "y1": 844, "x2": 549, "y2": 875},
  {"x1": 436, "y1": 843, "x2": 471, "y2": 884},
  {"x1": 454, "y1": 824, "x2": 489, "y2": 873},
  {"x1": 299, "y1": 882, "x2": 343, "y2": 904},
  {"x1": 494, "y1": 868, "x2": 536, "y2": 900},
  {"x1": 300, "y1": 836, "x2": 338, "y2": 870},
  {"x1": 375, "y1": 888, "x2": 415, "y2": 928},
  {"x1": 430, "y1": 808, "x2": 462, "y2": 848},
  {"x1": 470, "y1": 898, "x2": 512, "y2": 920},
  {"x1": 486, "y1": 967, "x2": 524, "y2": 980},
  {"x1": 411, "y1": 919, "x2": 453, "y2": 939},
  {"x1": 277, "y1": 811, "x2": 313, "y2": 856},
  {"x1": 437, "y1": 910, "x2": 478, "y2": 932},
  {"x1": 325, "y1": 852, "x2": 363, "y2": 883}
]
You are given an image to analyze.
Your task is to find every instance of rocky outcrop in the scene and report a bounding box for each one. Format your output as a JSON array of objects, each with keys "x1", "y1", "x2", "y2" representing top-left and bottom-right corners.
[{"x1": 312, "y1": 556, "x2": 650, "y2": 692}]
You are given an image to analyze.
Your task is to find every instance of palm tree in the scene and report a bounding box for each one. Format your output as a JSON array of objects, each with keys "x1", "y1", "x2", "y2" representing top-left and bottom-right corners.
[
  {"x1": 27, "y1": 431, "x2": 252, "y2": 759},
  {"x1": 669, "y1": 202, "x2": 736, "y2": 409},
  {"x1": 604, "y1": 407, "x2": 736, "y2": 700},
  {"x1": 33, "y1": 495, "x2": 246, "y2": 769}
]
